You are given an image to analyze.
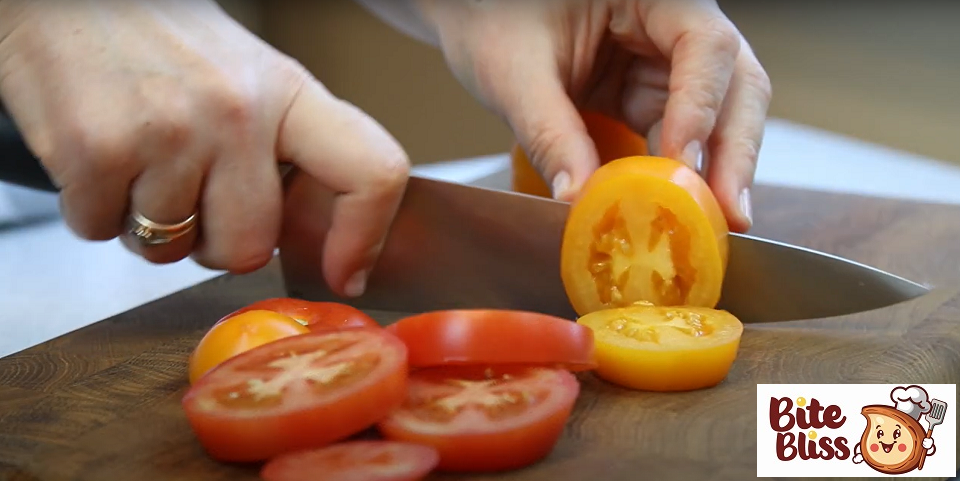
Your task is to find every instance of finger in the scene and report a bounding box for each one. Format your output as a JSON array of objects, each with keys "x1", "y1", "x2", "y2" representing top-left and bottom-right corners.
[
  {"x1": 190, "y1": 140, "x2": 282, "y2": 274},
  {"x1": 277, "y1": 78, "x2": 410, "y2": 298},
  {"x1": 484, "y1": 50, "x2": 599, "y2": 202},
  {"x1": 705, "y1": 41, "x2": 772, "y2": 233},
  {"x1": 120, "y1": 154, "x2": 205, "y2": 264},
  {"x1": 640, "y1": 0, "x2": 741, "y2": 167},
  {"x1": 55, "y1": 137, "x2": 138, "y2": 241},
  {"x1": 620, "y1": 58, "x2": 669, "y2": 147}
]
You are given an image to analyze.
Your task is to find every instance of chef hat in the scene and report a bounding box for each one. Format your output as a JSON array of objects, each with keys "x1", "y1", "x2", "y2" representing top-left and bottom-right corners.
[{"x1": 891, "y1": 386, "x2": 931, "y2": 421}]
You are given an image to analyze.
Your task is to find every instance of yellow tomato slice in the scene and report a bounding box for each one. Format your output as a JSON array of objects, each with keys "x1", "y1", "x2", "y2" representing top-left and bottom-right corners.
[
  {"x1": 560, "y1": 155, "x2": 729, "y2": 315},
  {"x1": 188, "y1": 309, "x2": 310, "y2": 384},
  {"x1": 510, "y1": 111, "x2": 648, "y2": 198},
  {"x1": 576, "y1": 303, "x2": 744, "y2": 392}
]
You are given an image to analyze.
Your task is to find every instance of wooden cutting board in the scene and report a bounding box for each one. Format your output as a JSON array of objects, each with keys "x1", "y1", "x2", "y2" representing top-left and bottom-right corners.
[{"x1": 1, "y1": 183, "x2": 958, "y2": 481}]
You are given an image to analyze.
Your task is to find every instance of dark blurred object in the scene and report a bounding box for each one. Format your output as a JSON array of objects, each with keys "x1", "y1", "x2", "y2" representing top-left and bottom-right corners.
[{"x1": 0, "y1": 112, "x2": 58, "y2": 192}]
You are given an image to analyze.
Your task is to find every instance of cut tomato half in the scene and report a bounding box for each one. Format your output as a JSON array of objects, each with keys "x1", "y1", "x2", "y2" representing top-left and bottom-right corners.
[
  {"x1": 386, "y1": 310, "x2": 596, "y2": 371},
  {"x1": 220, "y1": 298, "x2": 380, "y2": 331},
  {"x1": 377, "y1": 366, "x2": 579, "y2": 472},
  {"x1": 576, "y1": 302, "x2": 744, "y2": 392},
  {"x1": 182, "y1": 328, "x2": 408, "y2": 462},
  {"x1": 561, "y1": 155, "x2": 729, "y2": 315},
  {"x1": 260, "y1": 441, "x2": 440, "y2": 481}
]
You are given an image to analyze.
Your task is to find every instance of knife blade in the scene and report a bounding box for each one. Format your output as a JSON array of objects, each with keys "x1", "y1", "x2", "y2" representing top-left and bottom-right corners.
[{"x1": 279, "y1": 171, "x2": 930, "y2": 323}]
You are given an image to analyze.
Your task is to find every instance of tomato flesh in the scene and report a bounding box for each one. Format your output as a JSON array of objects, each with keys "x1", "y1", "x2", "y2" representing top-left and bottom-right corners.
[
  {"x1": 561, "y1": 156, "x2": 729, "y2": 315},
  {"x1": 377, "y1": 366, "x2": 579, "y2": 472},
  {"x1": 386, "y1": 310, "x2": 596, "y2": 371},
  {"x1": 260, "y1": 441, "x2": 440, "y2": 481},
  {"x1": 221, "y1": 298, "x2": 379, "y2": 331},
  {"x1": 189, "y1": 309, "x2": 309, "y2": 384},
  {"x1": 182, "y1": 328, "x2": 408, "y2": 462},
  {"x1": 577, "y1": 302, "x2": 743, "y2": 392}
]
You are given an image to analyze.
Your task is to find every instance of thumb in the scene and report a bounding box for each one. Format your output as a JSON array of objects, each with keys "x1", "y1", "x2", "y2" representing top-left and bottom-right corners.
[{"x1": 488, "y1": 61, "x2": 599, "y2": 201}]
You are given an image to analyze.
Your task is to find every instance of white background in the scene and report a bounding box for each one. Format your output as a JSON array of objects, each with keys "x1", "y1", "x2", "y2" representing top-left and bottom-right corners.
[{"x1": 757, "y1": 383, "x2": 957, "y2": 478}]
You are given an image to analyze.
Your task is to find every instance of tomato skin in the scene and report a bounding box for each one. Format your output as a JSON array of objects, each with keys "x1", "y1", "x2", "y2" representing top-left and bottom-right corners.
[
  {"x1": 221, "y1": 298, "x2": 379, "y2": 331},
  {"x1": 188, "y1": 309, "x2": 309, "y2": 384},
  {"x1": 377, "y1": 366, "x2": 579, "y2": 473},
  {"x1": 576, "y1": 303, "x2": 743, "y2": 392},
  {"x1": 182, "y1": 328, "x2": 409, "y2": 462},
  {"x1": 511, "y1": 111, "x2": 648, "y2": 197},
  {"x1": 260, "y1": 441, "x2": 440, "y2": 481},
  {"x1": 386, "y1": 309, "x2": 597, "y2": 371},
  {"x1": 561, "y1": 155, "x2": 729, "y2": 315}
]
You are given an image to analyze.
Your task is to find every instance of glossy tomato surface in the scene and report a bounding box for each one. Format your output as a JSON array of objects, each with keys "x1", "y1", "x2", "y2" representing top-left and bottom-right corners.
[
  {"x1": 378, "y1": 366, "x2": 579, "y2": 472},
  {"x1": 561, "y1": 156, "x2": 729, "y2": 315},
  {"x1": 387, "y1": 310, "x2": 596, "y2": 371},
  {"x1": 577, "y1": 302, "x2": 743, "y2": 391},
  {"x1": 182, "y1": 328, "x2": 408, "y2": 462},
  {"x1": 222, "y1": 298, "x2": 379, "y2": 331},
  {"x1": 260, "y1": 441, "x2": 440, "y2": 481},
  {"x1": 189, "y1": 309, "x2": 309, "y2": 384},
  {"x1": 511, "y1": 111, "x2": 648, "y2": 198}
]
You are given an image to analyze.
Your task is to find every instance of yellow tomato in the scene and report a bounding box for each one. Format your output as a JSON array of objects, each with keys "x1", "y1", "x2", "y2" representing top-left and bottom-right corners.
[
  {"x1": 576, "y1": 302, "x2": 743, "y2": 392},
  {"x1": 188, "y1": 309, "x2": 309, "y2": 384},
  {"x1": 560, "y1": 155, "x2": 729, "y2": 315}
]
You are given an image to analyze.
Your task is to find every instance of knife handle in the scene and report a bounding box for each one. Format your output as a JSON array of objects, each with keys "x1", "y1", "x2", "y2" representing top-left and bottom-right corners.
[{"x1": 0, "y1": 109, "x2": 59, "y2": 192}]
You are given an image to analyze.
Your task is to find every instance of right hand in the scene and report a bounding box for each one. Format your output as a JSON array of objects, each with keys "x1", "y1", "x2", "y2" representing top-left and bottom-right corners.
[{"x1": 0, "y1": 0, "x2": 409, "y2": 297}]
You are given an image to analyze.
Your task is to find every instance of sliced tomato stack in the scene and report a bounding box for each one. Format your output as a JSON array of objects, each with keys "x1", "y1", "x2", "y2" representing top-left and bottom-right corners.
[
  {"x1": 181, "y1": 301, "x2": 596, "y2": 479},
  {"x1": 380, "y1": 310, "x2": 594, "y2": 472}
]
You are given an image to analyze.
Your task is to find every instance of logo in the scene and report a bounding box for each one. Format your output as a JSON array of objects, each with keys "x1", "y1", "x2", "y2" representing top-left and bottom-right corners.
[{"x1": 757, "y1": 384, "x2": 956, "y2": 478}]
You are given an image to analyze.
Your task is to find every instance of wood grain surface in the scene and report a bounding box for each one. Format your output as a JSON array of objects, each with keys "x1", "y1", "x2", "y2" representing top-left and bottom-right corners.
[{"x1": 1, "y1": 183, "x2": 959, "y2": 481}]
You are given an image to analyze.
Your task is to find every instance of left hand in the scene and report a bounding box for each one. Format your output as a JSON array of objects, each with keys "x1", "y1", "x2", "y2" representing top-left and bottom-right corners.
[
  {"x1": 418, "y1": 0, "x2": 771, "y2": 233},
  {"x1": 923, "y1": 437, "x2": 934, "y2": 450}
]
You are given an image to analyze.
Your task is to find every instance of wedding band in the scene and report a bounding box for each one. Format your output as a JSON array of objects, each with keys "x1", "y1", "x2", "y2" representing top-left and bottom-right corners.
[{"x1": 126, "y1": 211, "x2": 198, "y2": 246}]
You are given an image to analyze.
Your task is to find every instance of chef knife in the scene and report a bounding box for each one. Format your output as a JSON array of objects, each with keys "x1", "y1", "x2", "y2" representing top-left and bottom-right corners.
[
  {"x1": 278, "y1": 171, "x2": 931, "y2": 324},
  {"x1": 0, "y1": 113, "x2": 930, "y2": 323}
]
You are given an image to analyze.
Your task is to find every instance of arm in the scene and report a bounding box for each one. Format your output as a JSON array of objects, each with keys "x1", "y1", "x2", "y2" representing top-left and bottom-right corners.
[{"x1": 352, "y1": 0, "x2": 440, "y2": 47}]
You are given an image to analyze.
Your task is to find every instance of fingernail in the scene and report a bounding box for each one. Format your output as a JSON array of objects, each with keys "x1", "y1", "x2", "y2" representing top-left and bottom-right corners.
[
  {"x1": 681, "y1": 141, "x2": 702, "y2": 171},
  {"x1": 739, "y1": 187, "x2": 753, "y2": 228},
  {"x1": 344, "y1": 269, "x2": 368, "y2": 297},
  {"x1": 552, "y1": 171, "x2": 571, "y2": 199}
]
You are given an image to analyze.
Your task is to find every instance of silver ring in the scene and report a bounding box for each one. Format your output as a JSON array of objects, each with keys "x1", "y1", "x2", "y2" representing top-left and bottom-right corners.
[{"x1": 126, "y1": 211, "x2": 198, "y2": 246}]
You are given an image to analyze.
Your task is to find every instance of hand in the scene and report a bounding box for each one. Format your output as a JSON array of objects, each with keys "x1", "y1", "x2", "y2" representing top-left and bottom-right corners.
[
  {"x1": 419, "y1": 0, "x2": 770, "y2": 232},
  {"x1": 0, "y1": 0, "x2": 409, "y2": 296},
  {"x1": 852, "y1": 453, "x2": 863, "y2": 464},
  {"x1": 923, "y1": 437, "x2": 934, "y2": 450}
]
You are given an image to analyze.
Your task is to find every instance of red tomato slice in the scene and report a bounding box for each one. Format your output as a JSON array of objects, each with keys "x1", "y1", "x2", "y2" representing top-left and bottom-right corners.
[
  {"x1": 260, "y1": 441, "x2": 440, "y2": 481},
  {"x1": 386, "y1": 310, "x2": 597, "y2": 371},
  {"x1": 222, "y1": 298, "x2": 380, "y2": 331},
  {"x1": 377, "y1": 366, "x2": 580, "y2": 472},
  {"x1": 182, "y1": 328, "x2": 408, "y2": 462}
]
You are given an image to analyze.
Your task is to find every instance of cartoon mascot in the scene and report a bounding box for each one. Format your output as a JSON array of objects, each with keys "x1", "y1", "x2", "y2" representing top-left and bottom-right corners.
[{"x1": 852, "y1": 385, "x2": 941, "y2": 475}]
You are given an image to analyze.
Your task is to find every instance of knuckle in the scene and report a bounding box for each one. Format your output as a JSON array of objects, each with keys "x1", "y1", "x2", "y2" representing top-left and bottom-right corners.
[
  {"x1": 206, "y1": 78, "x2": 257, "y2": 126},
  {"x1": 699, "y1": 16, "x2": 742, "y2": 57},
  {"x1": 69, "y1": 129, "x2": 132, "y2": 172},
  {"x1": 150, "y1": 107, "x2": 193, "y2": 152},
  {"x1": 371, "y1": 148, "x2": 411, "y2": 191},
  {"x1": 745, "y1": 64, "x2": 773, "y2": 105},
  {"x1": 525, "y1": 127, "x2": 567, "y2": 173},
  {"x1": 732, "y1": 136, "x2": 763, "y2": 165}
]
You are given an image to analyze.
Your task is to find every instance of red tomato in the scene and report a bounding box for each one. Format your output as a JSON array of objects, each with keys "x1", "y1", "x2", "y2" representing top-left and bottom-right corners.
[
  {"x1": 386, "y1": 310, "x2": 597, "y2": 371},
  {"x1": 377, "y1": 366, "x2": 580, "y2": 472},
  {"x1": 222, "y1": 298, "x2": 379, "y2": 331},
  {"x1": 260, "y1": 441, "x2": 440, "y2": 481},
  {"x1": 182, "y1": 328, "x2": 408, "y2": 462}
]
